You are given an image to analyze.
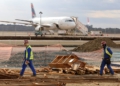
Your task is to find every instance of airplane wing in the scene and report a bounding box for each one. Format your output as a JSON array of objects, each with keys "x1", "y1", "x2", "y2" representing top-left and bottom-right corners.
[
  {"x1": 41, "y1": 24, "x2": 51, "y2": 27},
  {"x1": 0, "y1": 20, "x2": 52, "y2": 27},
  {"x1": 15, "y1": 19, "x2": 53, "y2": 27},
  {"x1": 15, "y1": 19, "x2": 32, "y2": 22},
  {"x1": 0, "y1": 20, "x2": 40, "y2": 27},
  {"x1": 0, "y1": 20, "x2": 32, "y2": 25}
]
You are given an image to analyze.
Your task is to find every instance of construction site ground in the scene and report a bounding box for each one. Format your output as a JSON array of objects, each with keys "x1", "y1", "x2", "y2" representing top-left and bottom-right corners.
[
  {"x1": 0, "y1": 38, "x2": 119, "y2": 86},
  {"x1": 0, "y1": 68, "x2": 120, "y2": 86}
]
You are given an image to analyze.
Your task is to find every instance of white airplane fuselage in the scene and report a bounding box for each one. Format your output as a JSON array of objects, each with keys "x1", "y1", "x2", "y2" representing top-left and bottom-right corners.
[{"x1": 32, "y1": 17, "x2": 76, "y2": 31}]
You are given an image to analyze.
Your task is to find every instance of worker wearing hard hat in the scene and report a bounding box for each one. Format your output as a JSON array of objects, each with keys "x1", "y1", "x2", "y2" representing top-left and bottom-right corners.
[
  {"x1": 20, "y1": 40, "x2": 36, "y2": 77},
  {"x1": 100, "y1": 41, "x2": 114, "y2": 75}
]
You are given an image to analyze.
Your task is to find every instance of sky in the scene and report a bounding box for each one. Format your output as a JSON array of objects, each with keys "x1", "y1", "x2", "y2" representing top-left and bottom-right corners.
[{"x1": 0, "y1": 0, "x2": 120, "y2": 28}]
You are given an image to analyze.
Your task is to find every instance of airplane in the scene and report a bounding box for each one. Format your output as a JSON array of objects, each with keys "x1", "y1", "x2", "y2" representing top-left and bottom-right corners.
[
  {"x1": 0, "y1": 3, "x2": 88, "y2": 36},
  {"x1": 15, "y1": 3, "x2": 77, "y2": 36}
]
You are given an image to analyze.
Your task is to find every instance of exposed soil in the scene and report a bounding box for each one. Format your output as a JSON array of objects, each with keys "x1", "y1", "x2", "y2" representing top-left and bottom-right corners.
[
  {"x1": 72, "y1": 38, "x2": 120, "y2": 52},
  {"x1": 0, "y1": 73, "x2": 119, "y2": 86}
]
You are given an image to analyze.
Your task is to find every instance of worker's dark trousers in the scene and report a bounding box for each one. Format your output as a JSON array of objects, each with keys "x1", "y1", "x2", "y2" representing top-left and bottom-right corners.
[
  {"x1": 100, "y1": 59, "x2": 114, "y2": 75},
  {"x1": 20, "y1": 60, "x2": 36, "y2": 76}
]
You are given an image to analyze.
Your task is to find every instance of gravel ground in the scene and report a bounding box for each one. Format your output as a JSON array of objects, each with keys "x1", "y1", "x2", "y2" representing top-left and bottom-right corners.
[{"x1": 1, "y1": 50, "x2": 72, "y2": 68}]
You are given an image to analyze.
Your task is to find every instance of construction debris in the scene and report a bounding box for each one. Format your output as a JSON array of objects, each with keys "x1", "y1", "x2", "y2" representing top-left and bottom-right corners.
[
  {"x1": 40, "y1": 55, "x2": 94, "y2": 75},
  {"x1": 36, "y1": 54, "x2": 120, "y2": 75},
  {"x1": 0, "y1": 68, "x2": 19, "y2": 79},
  {"x1": 49, "y1": 55, "x2": 86, "y2": 69},
  {"x1": 1, "y1": 52, "x2": 120, "y2": 76},
  {"x1": 0, "y1": 68, "x2": 19, "y2": 74}
]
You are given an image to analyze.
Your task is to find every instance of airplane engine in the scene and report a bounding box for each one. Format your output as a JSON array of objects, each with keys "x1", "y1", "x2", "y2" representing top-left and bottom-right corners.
[
  {"x1": 49, "y1": 23, "x2": 57, "y2": 30},
  {"x1": 35, "y1": 25, "x2": 41, "y2": 31},
  {"x1": 43, "y1": 23, "x2": 57, "y2": 30}
]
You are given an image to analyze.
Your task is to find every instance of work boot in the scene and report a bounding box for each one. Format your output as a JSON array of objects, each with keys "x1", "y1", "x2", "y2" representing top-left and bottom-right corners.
[
  {"x1": 31, "y1": 74, "x2": 36, "y2": 77},
  {"x1": 98, "y1": 74, "x2": 103, "y2": 76},
  {"x1": 18, "y1": 75, "x2": 23, "y2": 79}
]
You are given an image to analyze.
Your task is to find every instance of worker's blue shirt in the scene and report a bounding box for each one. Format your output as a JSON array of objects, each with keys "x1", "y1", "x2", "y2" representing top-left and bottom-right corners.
[
  {"x1": 103, "y1": 46, "x2": 113, "y2": 59},
  {"x1": 24, "y1": 47, "x2": 31, "y2": 60}
]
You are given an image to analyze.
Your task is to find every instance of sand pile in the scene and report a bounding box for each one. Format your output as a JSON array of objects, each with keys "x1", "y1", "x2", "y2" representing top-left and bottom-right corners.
[{"x1": 72, "y1": 38, "x2": 120, "y2": 52}]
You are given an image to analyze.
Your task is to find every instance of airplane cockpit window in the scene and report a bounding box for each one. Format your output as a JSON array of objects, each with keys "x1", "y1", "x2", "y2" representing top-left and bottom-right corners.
[{"x1": 65, "y1": 20, "x2": 74, "y2": 22}]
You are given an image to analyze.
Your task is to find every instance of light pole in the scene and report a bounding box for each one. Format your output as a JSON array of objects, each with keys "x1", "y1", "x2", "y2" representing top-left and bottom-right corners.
[
  {"x1": 39, "y1": 11, "x2": 43, "y2": 37},
  {"x1": 39, "y1": 11, "x2": 42, "y2": 32}
]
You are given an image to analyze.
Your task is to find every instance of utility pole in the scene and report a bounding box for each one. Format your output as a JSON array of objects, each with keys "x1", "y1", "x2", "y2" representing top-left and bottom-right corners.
[
  {"x1": 39, "y1": 11, "x2": 43, "y2": 32},
  {"x1": 39, "y1": 11, "x2": 43, "y2": 36}
]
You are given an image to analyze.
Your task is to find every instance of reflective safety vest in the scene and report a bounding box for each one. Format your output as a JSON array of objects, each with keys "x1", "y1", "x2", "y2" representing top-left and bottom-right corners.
[
  {"x1": 26, "y1": 45, "x2": 34, "y2": 60},
  {"x1": 105, "y1": 47, "x2": 112, "y2": 58}
]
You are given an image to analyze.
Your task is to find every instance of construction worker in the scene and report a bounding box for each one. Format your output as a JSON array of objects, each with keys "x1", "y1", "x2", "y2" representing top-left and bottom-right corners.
[
  {"x1": 20, "y1": 40, "x2": 36, "y2": 77},
  {"x1": 100, "y1": 41, "x2": 114, "y2": 75}
]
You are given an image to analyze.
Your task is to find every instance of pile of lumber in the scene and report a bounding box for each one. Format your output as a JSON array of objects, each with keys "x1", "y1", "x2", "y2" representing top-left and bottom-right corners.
[
  {"x1": 0, "y1": 68, "x2": 20, "y2": 74},
  {"x1": 0, "y1": 68, "x2": 19, "y2": 79},
  {"x1": 39, "y1": 55, "x2": 120, "y2": 75}
]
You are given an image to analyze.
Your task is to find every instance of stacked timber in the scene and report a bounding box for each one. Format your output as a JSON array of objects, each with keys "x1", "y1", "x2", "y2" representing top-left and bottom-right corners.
[
  {"x1": 39, "y1": 55, "x2": 120, "y2": 75},
  {"x1": 0, "y1": 68, "x2": 19, "y2": 79},
  {"x1": 0, "y1": 68, "x2": 19, "y2": 74}
]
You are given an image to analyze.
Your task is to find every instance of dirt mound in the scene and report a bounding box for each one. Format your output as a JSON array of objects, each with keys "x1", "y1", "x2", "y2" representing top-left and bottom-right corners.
[{"x1": 72, "y1": 38, "x2": 120, "y2": 52}]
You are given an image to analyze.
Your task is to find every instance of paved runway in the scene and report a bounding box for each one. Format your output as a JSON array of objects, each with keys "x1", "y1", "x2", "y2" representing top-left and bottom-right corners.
[
  {"x1": 0, "y1": 31, "x2": 120, "y2": 37},
  {"x1": 0, "y1": 31, "x2": 120, "y2": 46}
]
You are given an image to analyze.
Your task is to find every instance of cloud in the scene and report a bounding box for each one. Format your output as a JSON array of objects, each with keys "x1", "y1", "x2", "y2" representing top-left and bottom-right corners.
[
  {"x1": 105, "y1": 0, "x2": 116, "y2": 3},
  {"x1": 0, "y1": 0, "x2": 120, "y2": 28},
  {"x1": 87, "y1": 10, "x2": 120, "y2": 18}
]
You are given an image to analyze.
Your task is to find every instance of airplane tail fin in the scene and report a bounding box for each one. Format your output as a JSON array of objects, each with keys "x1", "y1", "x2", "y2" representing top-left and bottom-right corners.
[
  {"x1": 87, "y1": 17, "x2": 90, "y2": 25},
  {"x1": 31, "y1": 3, "x2": 36, "y2": 18}
]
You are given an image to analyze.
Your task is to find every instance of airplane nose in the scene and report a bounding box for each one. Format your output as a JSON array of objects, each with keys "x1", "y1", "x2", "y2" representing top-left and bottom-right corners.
[
  {"x1": 73, "y1": 22, "x2": 76, "y2": 28},
  {"x1": 71, "y1": 22, "x2": 76, "y2": 29}
]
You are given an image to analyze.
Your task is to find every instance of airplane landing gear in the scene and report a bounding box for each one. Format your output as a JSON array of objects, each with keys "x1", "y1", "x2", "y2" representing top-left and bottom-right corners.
[{"x1": 35, "y1": 31, "x2": 43, "y2": 37}]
